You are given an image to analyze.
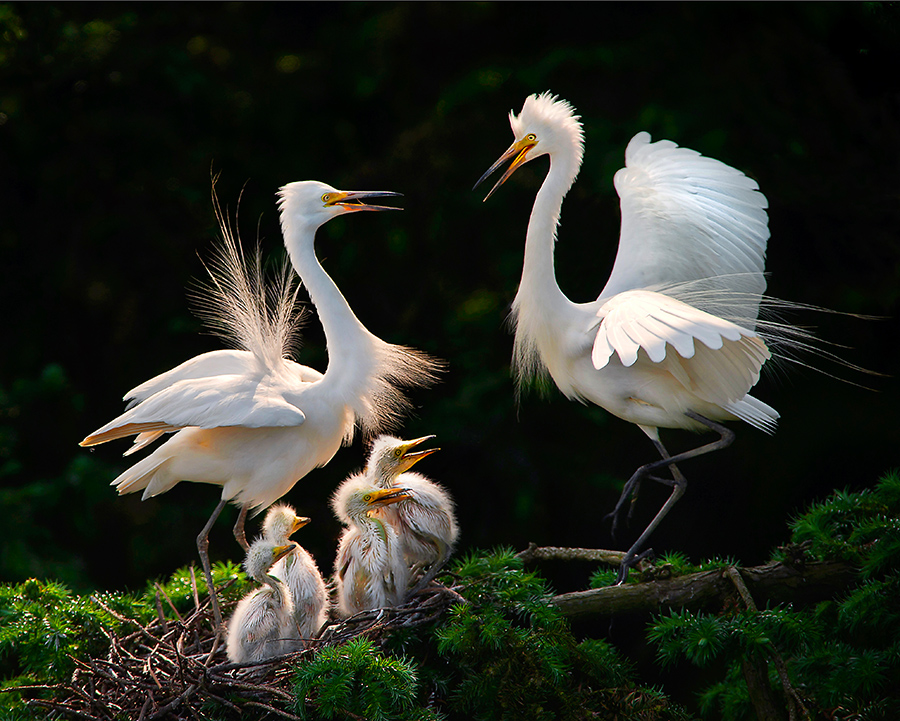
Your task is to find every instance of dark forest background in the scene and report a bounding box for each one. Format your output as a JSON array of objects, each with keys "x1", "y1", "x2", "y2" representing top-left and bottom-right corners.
[{"x1": 1, "y1": 3, "x2": 898, "y2": 602}]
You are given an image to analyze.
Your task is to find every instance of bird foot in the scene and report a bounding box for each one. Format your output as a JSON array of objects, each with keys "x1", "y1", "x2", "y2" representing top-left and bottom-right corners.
[{"x1": 615, "y1": 547, "x2": 654, "y2": 585}]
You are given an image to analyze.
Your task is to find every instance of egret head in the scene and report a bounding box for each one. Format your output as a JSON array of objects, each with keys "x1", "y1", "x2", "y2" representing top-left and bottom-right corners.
[
  {"x1": 244, "y1": 538, "x2": 296, "y2": 581},
  {"x1": 475, "y1": 91, "x2": 584, "y2": 201},
  {"x1": 368, "y1": 434, "x2": 439, "y2": 486},
  {"x1": 331, "y1": 474, "x2": 412, "y2": 524},
  {"x1": 278, "y1": 180, "x2": 402, "y2": 230},
  {"x1": 262, "y1": 504, "x2": 311, "y2": 544}
]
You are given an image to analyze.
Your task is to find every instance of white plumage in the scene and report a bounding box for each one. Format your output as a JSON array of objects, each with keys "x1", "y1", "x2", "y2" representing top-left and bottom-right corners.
[
  {"x1": 330, "y1": 475, "x2": 411, "y2": 618},
  {"x1": 365, "y1": 435, "x2": 457, "y2": 591},
  {"x1": 226, "y1": 539, "x2": 296, "y2": 664},
  {"x1": 261, "y1": 504, "x2": 329, "y2": 644},
  {"x1": 80, "y1": 182, "x2": 440, "y2": 627},
  {"x1": 476, "y1": 92, "x2": 779, "y2": 578}
]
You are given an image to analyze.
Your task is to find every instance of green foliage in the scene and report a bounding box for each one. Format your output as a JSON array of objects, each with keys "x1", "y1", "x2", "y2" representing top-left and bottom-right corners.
[
  {"x1": 0, "y1": 562, "x2": 250, "y2": 715},
  {"x1": 435, "y1": 548, "x2": 689, "y2": 720},
  {"x1": 0, "y1": 577, "x2": 143, "y2": 712},
  {"x1": 649, "y1": 473, "x2": 900, "y2": 719},
  {"x1": 150, "y1": 559, "x2": 248, "y2": 612},
  {"x1": 291, "y1": 637, "x2": 440, "y2": 721}
]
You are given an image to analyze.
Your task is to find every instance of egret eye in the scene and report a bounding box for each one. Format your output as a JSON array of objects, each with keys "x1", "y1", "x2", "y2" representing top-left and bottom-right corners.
[
  {"x1": 394, "y1": 448, "x2": 403, "y2": 458},
  {"x1": 526, "y1": 133, "x2": 537, "y2": 142},
  {"x1": 363, "y1": 493, "x2": 372, "y2": 503},
  {"x1": 321, "y1": 193, "x2": 331, "y2": 203}
]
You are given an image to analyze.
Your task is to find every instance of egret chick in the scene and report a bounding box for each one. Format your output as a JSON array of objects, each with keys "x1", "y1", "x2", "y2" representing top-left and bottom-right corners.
[
  {"x1": 261, "y1": 504, "x2": 328, "y2": 644},
  {"x1": 80, "y1": 181, "x2": 440, "y2": 628},
  {"x1": 226, "y1": 539, "x2": 296, "y2": 664},
  {"x1": 366, "y1": 435, "x2": 457, "y2": 592},
  {"x1": 331, "y1": 477, "x2": 411, "y2": 618},
  {"x1": 476, "y1": 93, "x2": 777, "y2": 580}
]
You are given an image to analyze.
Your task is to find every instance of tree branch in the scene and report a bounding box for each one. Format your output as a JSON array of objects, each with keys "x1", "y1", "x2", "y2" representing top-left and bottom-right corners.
[{"x1": 546, "y1": 557, "x2": 856, "y2": 618}]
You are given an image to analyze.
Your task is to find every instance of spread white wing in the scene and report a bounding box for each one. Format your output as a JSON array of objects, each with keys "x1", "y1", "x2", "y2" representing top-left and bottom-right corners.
[
  {"x1": 81, "y1": 360, "x2": 315, "y2": 447},
  {"x1": 600, "y1": 132, "x2": 770, "y2": 329},
  {"x1": 591, "y1": 290, "x2": 774, "y2": 430},
  {"x1": 124, "y1": 349, "x2": 323, "y2": 405}
]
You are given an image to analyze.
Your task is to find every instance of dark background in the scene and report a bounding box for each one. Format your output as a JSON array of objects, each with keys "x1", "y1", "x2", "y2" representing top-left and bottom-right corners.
[{"x1": 1, "y1": 3, "x2": 898, "y2": 602}]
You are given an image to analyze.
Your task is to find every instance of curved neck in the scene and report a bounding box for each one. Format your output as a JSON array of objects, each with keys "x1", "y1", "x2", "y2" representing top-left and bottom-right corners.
[
  {"x1": 262, "y1": 572, "x2": 288, "y2": 603},
  {"x1": 513, "y1": 151, "x2": 580, "y2": 319},
  {"x1": 281, "y1": 218, "x2": 373, "y2": 379}
]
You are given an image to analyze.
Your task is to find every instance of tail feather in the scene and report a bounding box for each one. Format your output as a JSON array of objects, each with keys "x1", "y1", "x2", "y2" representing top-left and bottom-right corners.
[
  {"x1": 725, "y1": 395, "x2": 779, "y2": 434},
  {"x1": 111, "y1": 454, "x2": 171, "y2": 497}
]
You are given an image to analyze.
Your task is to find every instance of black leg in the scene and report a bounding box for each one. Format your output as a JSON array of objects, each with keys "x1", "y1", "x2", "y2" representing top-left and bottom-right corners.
[
  {"x1": 197, "y1": 498, "x2": 228, "y2": 632},
  {"x1": 232, "y1": 503, "x2": 251, "y2": 552},
  {"x1": 406, "y1": 540, "x2": 451, "y2": 598},
  {"x1": 611, "y1": 412, "x2": 735, "y2": 583}
]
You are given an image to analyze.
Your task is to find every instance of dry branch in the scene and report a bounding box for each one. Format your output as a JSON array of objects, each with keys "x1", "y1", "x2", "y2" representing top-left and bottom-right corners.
[
  {"x1": 547, "y1": 555, "x2": 856, "y2": 617},
  {"x1": 15, "y1": 584, "x2": 459, "y2": 721}
]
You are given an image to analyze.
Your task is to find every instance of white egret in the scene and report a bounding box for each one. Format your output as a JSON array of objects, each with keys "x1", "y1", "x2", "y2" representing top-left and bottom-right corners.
[
  {"x1": 366, "y1": 435, "x2": 458, "y2": 593},
  {"x1": 330, "y1": 476, "x2": 411, "y2": 618},
  {"x1": 226, "y1": 538, "x2": 297, "y2": 664},
  {"x1": 261, "y1": 504, "x2": 329, "y2": 644},
  {"x1": 80, "y1": 181, "x2": 441, "y2": 627},
  {"x1": 476, "y1": 92, "x2": 777, "y2": 580}
]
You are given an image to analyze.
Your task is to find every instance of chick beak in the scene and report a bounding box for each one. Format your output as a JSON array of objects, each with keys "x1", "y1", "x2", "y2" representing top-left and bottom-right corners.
[
  {"x1": 368, "y1": 487, "x2": 412, "y2": 507},
  {"x1": 396, "y1": 435, "x2": 440, "y2": 474},
  {"x1": 290, "y1": 516, "x2": 311, "y2": 536},
  {"x1": 272, "y1": 543, "x2": 296, "y2": 564},
  {"x1": 474, "y1": 136, "x2": 538, "y2": 201},
  {"x1": 328, "y1": 190, "x2": 403, "y2": 213}
]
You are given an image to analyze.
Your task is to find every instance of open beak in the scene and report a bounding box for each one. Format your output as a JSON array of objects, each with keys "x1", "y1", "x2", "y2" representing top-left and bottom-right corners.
[
  {"x1": 396, "y1": 435, "x2": 440, "y2": 474},
  {"x1": 326, "y1": 190, "x2": 402, "y2": 213},
  {"x1": 474, "y1": 136, "x2": 538, "y2": 201},
  {"x1": 289, "y1": 516, "x2": 311, "y2": 536},
  {"x1": 367, "y1": 487, "x2": 412, "y2": 507}
]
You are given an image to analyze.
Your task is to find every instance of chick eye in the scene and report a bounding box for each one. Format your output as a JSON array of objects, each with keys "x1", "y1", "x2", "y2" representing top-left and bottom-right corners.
[
  {"x1": 394, "y1": 449, "x2": 403, "y2": 458},
  {"x1": 363, "y1": 493, "x2": 372, "y2": 503}
]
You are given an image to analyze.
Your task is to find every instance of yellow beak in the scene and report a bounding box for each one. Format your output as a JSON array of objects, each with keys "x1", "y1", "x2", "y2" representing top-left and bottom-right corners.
[
  {"x1": 272, "y1": 543, "x2": 296, "y2": 564},
  {"x1": 325, "y1": 190, "x2": 402, "y2": 213},
  {"x1": 396, "y1": 435, "x2": 440, "y2": 474},
  {"x1": 290, "y1": 516, "x2": 311, "y2": 536},
  {"x1": 367, "y1": 487, "x2": 412, "y2": 507},
  {"x1": 474, "y1": 136, "x2": 538, "y2": 201}
]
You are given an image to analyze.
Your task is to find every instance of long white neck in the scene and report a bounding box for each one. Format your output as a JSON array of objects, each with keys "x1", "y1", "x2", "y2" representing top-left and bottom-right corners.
[
  {"x1": 281, "y1": 218, "x2": 375, "y2": 383},
  {"x1": 510, "y1": 150, "x2": 580, "y2": 381}
]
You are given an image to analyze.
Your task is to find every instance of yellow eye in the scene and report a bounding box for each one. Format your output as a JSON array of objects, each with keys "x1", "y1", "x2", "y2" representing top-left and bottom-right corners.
[
  {"x1": 322, "y1": 193, "x2": 331, "y2": 203},
  {"x1": 363, "y1": 493, "x2": 372, "y2": 503},
  {"x1": 525, "y1": 133, "x2": 537, "y2": 142},
  {"x1": 394, "y1": 449, "x2": 403, "y2": 458}
]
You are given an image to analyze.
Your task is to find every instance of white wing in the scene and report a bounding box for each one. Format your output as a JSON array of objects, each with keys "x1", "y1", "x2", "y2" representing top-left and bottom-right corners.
[
  {"x1": 600, "y1": 132, "x2": 769, "y2": 328},
  {"x1": 125, "y1": 349, "x2": 323, "y2": 405},
  {"x1": 591, "y1": 290, "x2": 771, "y2": 412},
  {"x1": 82, "y1": 370, "x2": 311, "y2": 446}
]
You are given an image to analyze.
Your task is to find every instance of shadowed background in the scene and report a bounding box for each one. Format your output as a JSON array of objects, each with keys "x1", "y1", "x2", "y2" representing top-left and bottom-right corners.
[{"x1": 1, "y1": 3, "x2": 898, "y2": 600}]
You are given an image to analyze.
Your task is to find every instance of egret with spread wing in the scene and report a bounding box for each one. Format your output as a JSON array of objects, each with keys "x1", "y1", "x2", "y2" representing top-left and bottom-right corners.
[
  {"x1": 81, "y1": 182, "x2": 441, "y2": 628},
  {"x1": 476, "y1": 92, "x2": 776, "y2": 580}
]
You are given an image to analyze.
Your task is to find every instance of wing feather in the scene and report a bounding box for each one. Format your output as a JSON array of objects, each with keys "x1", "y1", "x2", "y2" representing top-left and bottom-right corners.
[
  {"x1": 602, "y1": 132, "x2": 769, "y2": 329},
  {"x1": 81, "y1": 372, "x2": 309, "y2": 448},
  {"x1": 592, "y1": 291, "x2": 771, "y2": 410}
]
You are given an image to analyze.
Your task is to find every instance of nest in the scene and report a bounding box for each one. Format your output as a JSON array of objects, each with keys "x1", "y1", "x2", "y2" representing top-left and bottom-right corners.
[{"x1": 23, "y1": 575, "x2": 462, "y2": 721}]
